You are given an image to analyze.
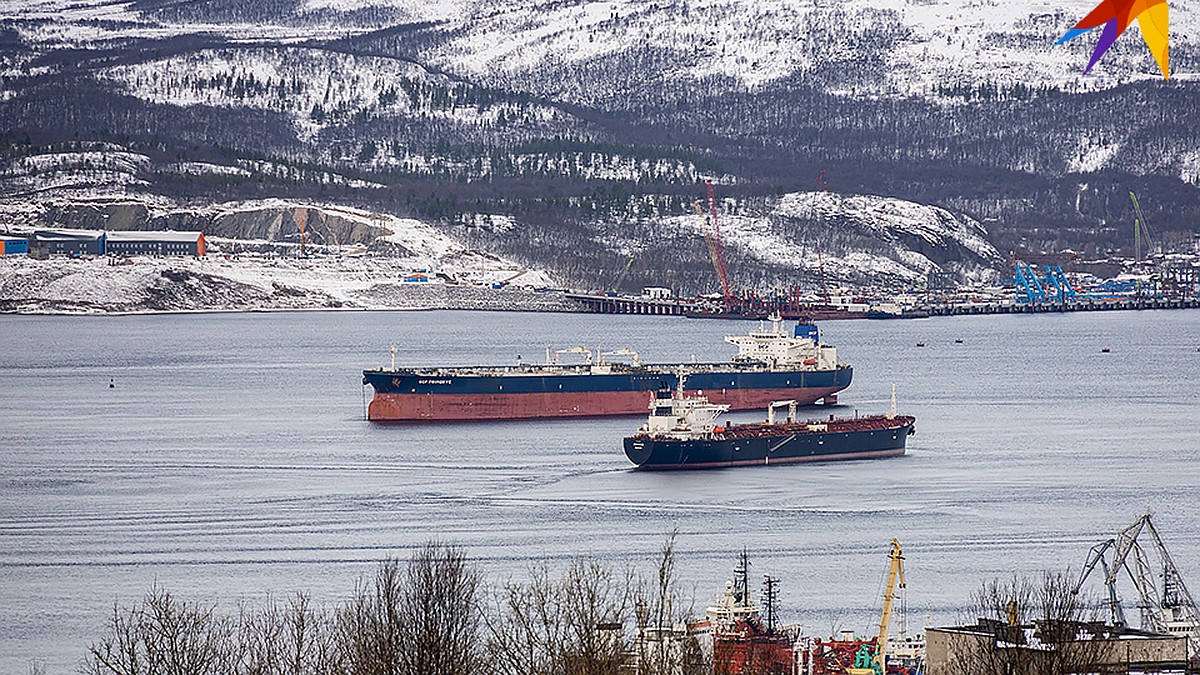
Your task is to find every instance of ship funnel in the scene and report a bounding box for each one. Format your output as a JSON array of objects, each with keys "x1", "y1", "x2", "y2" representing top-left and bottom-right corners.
[{"x1": 794, "y1": 321, "x2": 819, "y2": 343}]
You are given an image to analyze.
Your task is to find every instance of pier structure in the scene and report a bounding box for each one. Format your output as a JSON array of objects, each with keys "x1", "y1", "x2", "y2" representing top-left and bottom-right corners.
[
  {"x1": 564, "y1": 292, "x2": 701, "y2": 316},
  {"x1": 926, "y1": 296, "x2": 1200, "y2": 317}
]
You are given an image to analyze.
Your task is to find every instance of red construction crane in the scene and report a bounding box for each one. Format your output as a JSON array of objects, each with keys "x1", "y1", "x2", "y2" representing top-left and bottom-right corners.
[
  {"x1": 694, "y1": 200, "x2": 721, "y2": 287},
  {"x1": 705, "y1": 179, "x2": 732, "y2": 307}
]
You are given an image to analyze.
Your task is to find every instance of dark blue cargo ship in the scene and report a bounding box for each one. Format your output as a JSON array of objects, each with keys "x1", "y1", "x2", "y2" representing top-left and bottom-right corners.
[{"x1": 624, "y1": 384, "x2": 914, "y2": 470}]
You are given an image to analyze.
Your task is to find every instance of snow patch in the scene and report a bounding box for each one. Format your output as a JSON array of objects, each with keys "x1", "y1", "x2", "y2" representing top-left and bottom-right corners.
[{"x1": 1066, "y1": 136, "x2": 1121, "y2": 174}]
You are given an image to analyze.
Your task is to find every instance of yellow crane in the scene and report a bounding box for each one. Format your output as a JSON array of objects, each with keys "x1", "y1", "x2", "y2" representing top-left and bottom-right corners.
[
  {"x1": 876, "y1": 539, "x2": 906, "y2": 672},
  {"x1": 847, "y1": 539, "x2": 906, "y2": 675}
]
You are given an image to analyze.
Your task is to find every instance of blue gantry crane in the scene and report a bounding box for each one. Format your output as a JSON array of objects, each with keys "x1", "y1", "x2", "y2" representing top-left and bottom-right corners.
[{"x1": 1014, "y1": 264, "x2": 1077, "y2": 304}]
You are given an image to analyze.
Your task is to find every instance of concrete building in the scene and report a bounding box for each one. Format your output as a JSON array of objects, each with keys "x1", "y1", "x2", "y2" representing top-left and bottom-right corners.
[
  {"x1": 106, "y1": 231, "x2": 206, "y2": 257},
  {"x1": 927, "y1": 620, "x2": 1188, "y2": 675}
]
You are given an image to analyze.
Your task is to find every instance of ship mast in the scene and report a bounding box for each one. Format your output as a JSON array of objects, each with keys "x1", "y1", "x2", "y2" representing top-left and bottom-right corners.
[
  {"x1": 762, "y1": 574, "x2": 780, "y2": 634},
  {"x1": 734, "y1": 547, "x2": 751, "y2": 606}
]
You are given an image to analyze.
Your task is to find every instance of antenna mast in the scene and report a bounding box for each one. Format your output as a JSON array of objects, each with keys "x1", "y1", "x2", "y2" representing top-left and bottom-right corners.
[{"x1": 762, "y1": 574, "x2": 780, "y2": 634}]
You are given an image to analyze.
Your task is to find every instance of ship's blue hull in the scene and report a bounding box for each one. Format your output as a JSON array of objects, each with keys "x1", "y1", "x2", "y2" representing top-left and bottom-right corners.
[{"x1": 624, "y1": 416, "x2": 914, "y2": 470}]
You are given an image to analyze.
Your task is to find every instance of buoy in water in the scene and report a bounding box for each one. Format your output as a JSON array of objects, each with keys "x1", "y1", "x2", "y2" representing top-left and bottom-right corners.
[{"x1": 109, "y1": 378, "x2": 115, "y2": 388}]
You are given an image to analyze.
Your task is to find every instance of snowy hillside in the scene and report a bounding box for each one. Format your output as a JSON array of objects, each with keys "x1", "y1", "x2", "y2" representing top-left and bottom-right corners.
[
  {"x1": 10, "y1": 0, "x2": 1192, "y2": 102},
  {"x1": 0, "y1": 254, "x2": 574, "y2": 314},
  {"x1": 370, "y1": 0, "x2": 1195, "y2": 97},
  {"x1": 3, "y1": 0, "x2": 1199, "y2": 286},
  {"x1": 656, "y1": 191, "x2": 1003, "y2": 286},
  {"x1": 103, "y1": 46, "x2": 578, "y2": 155},
  {"x1": 0, "y1": 195, "x2": 568, "y2": 313}
]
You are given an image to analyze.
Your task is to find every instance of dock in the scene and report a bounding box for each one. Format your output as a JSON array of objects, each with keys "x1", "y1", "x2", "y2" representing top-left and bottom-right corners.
[
  {"x1": 926, "y1": 297, "x2": 1200, "y2": 317},
  {"x1": 564, "y1": 292, "x2": 701, "y2": 316}
]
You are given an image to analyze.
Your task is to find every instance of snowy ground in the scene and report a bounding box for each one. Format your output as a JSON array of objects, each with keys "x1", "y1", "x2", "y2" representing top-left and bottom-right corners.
[
  {"x1": 0, "y1": 193, "x2": 572, "y2": 315},
  {"x1": 0, "y1": 254, "x2": 576, "y2": 315}
]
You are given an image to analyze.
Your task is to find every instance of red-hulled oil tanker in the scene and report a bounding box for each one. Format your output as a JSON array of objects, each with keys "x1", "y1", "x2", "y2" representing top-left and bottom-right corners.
[{"x1": 362, "y1": 315, "x2": 851, "y2": 422}]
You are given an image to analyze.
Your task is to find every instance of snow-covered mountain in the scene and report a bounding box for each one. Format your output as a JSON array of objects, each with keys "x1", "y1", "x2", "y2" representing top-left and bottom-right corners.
[
  {"x1": 412, "y1": 0, "x2": 1196, "y2": 98},
  {"x1": 2, "y1": 0, "x2": 1198, "y2": 299}
]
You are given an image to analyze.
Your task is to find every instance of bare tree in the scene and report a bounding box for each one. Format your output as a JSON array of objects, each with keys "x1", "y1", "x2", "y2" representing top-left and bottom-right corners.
[
  {"x1": 235, "y1": 592, "x2": 336, "y2": 675},
  {"x1": 484, "y1": 558, "x2": 634, "y2": 675},
  {"x1": 635, "y1": 533, "x2": 706, "y2": 675},
  {"x1": 333, "y1": 543, "x2": 480, "y2": 675},
  {"x1": 332, "y1": 557, "x2": 404, "y2": 674},
  {"x1": 397, "y1": 542, "x2": 481, "y2": 675},
  {"x1": 80, "y1": 585, "x2": 235, "y2": 675},
  {"x1": 944, "y1": 571, "x2": 1113, "y2": 675}
]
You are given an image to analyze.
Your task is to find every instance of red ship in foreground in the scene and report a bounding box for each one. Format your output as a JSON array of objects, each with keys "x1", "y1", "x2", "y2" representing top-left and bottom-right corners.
[
  {"x1": 694, "y1": 551, "x2": 798, "y2": 675},
  {"x1": 699, "y1": 543, "x2": 923, "y2": 675}
]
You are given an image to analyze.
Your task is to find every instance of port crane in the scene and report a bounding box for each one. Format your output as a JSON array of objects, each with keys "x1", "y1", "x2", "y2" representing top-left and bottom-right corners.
[
  {"x1": 292, "y1": 207, "x2": 309, "y2": 257},
  {"x1": 610, "y1": 254, "x2": 636, "y2": 294},
  {"x1": 875, "y1": 539, "x2": 907, "y2": 674},
  {"x1": 1014, "y1": 264, "x2": 1077, "y2": 304},
  {"x1": 695, "y1": 179, "x2": 732, "y2": 308},
  {"x1": 1130, "y1": 191, "x2": 1157, "y2": 262},
  {"x1": 694, "y1": 199, "x2": 725, "y2": 300},
  {"x1": 1073, "y1": 514, "x2": 1200, "y2": 658},
  {"x1": 839, "y1": 539, "x2": 909, "y2": 675}
]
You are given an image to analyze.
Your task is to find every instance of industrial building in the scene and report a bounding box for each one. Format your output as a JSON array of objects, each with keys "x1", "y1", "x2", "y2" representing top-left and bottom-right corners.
[
  {"x1": 30, "y1": 229, "x2": 106, "y2": 257},
  {"x1": 106, "y1": 231, "x2": 206, "y2": 257},
  {"x1": 0, "y1": 235, "x2": 28, "y2": 255},
  {"x1": 26, "y1": 229, "x2": 207, "y2": 257},
  {"x1": 926, "y1": 620, "x2": 1188, "y2": 675}
]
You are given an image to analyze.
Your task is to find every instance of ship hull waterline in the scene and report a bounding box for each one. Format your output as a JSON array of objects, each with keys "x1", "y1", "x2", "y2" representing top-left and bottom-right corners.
[{"x1": 367, "y1": 386, "x2": 844, "y2": 422}]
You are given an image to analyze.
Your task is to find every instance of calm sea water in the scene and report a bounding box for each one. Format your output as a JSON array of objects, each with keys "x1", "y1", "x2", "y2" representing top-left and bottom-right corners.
[{"x1": 2, "y1": 308, "x2": 1199, "y2": 673}]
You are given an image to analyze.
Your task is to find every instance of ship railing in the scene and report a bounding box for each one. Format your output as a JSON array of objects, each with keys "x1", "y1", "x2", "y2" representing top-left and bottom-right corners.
[{"x1": 401, "y1": 360, "x2": 813, "y2": 377}]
